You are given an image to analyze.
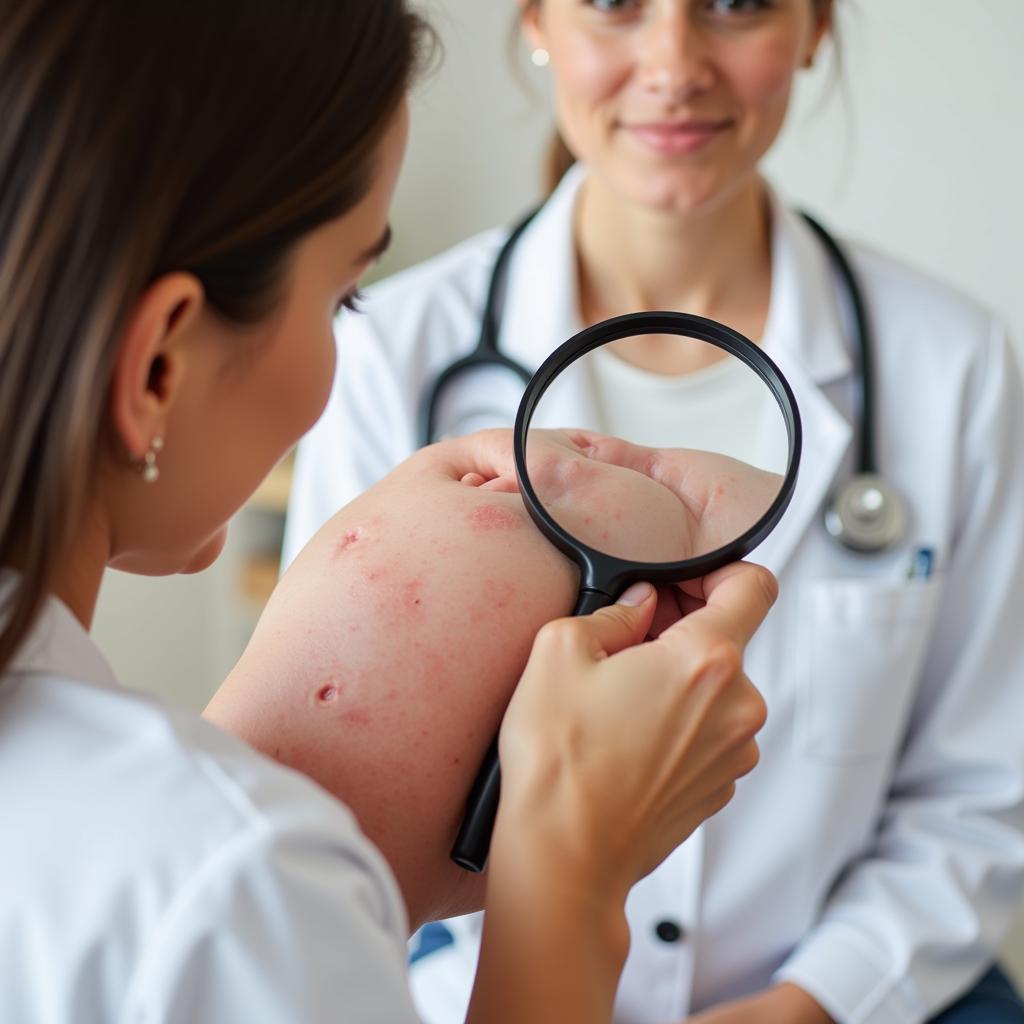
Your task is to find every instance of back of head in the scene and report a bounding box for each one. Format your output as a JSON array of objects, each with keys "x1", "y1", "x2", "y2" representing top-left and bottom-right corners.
[{"x1": 0, "y1": 0, "x2": 433, "y2": 670}]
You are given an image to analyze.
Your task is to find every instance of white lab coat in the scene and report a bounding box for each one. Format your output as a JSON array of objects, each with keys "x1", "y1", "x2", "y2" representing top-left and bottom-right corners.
[
  {"x1": 0, "y1": 574, "x2": 420, "y2": 1023},
  {"x1": 285, "y1": 166, "x2": 1024, "y2": 1024}
]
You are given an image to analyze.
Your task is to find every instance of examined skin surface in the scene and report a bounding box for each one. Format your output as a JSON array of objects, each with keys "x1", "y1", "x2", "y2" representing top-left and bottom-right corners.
[
  {"x1": 205, "y1": 430, "x2": 781, "y2": 930},
  {"x1": 529, "y1": 430, "x2": 783, "y2": 563}
]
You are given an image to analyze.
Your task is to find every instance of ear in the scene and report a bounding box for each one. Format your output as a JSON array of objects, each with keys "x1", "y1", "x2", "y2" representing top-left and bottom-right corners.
[
  {"x1": 109, "y1": 272, "x2": 204, "y2": 461},
  {"x1": 518, "y1": 0, "x2": 546, "y2": 54},
  {"x1": 805, "y1": 1, "x2": 834, "y2": 66}
]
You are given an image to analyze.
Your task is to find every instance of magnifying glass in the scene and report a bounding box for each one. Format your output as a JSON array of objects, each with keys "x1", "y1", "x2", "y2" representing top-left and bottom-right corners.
[{"x1": 451, "y1": 311, "x2": 802, "y2": 873}]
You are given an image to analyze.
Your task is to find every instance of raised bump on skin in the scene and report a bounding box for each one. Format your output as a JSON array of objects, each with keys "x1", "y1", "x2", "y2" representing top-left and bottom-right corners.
[{"x1": 333, "y1": 527, "x2": 365, "y2": 558}]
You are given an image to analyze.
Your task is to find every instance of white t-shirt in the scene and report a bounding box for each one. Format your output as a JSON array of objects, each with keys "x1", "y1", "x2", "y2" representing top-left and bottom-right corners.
[
  {"x1": 0, "y1": 578, "x2": 420, "y2": 1023},
  {"x1": 588, "y1": 348, "x2": 789, "y2": 473}
]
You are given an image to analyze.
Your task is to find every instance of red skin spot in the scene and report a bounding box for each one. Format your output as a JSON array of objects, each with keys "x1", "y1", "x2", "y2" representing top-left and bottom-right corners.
[
  {"x1": 469, "y1": 505, "x2": 522, "y2": 532},
  {"x1": 341, "y1": 708, "x2": 372, "y2": 728},
  {"x1": 494, "y1": 581, "x2": 517, "y2": 611},
  {"x1": 316, "y1": 684, "x2": 341, "y2": 703},
  {"x1": 362, "y1": 566, "x2": 387, "y2": 583},
  {"x1": 333, "y1": 528, "x2": 364, "y2": 559}
]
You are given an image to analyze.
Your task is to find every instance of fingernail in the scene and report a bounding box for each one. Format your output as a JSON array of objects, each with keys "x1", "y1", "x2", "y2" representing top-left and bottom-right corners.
[{"x1": 617, "y1": 582, "x2": 653, "y2": 607}]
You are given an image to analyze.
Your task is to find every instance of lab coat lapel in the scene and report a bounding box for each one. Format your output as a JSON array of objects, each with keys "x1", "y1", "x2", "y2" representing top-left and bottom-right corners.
[
  {"x1": 753, "y1": 199, "x2": 854, "y2": 577},
  {"x1": 491, "y1": 166, "x2": 618, "y2": 436},
  {"x1": 498, "y1": 167, "x2": 585, "y2": 369},
  {"x1": 496, "y1": 168, "x2": 604, "y2": 429},
  {"x1": 756, "y1": 357, "x2": 851, "y2": 576}
]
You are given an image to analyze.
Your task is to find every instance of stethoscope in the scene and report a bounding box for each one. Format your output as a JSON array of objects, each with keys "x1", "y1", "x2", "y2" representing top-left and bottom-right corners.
[{"x1": 418, "y1": 204, "x2": 908, "y2": 554}]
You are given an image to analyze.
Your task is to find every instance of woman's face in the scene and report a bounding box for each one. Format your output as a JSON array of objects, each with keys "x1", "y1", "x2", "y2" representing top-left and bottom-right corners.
[
  {"x1": 523, "y1": 0, "x2": 829, "y2": 214},
  {"x1": 108, "y1": 103, "x2": 408, "y2": 576}
]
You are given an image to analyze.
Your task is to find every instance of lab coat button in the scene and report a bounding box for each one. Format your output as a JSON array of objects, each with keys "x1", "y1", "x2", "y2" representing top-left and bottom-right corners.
[{"x1": 654, "y1": 919, "x2": 684, "y2": 943}]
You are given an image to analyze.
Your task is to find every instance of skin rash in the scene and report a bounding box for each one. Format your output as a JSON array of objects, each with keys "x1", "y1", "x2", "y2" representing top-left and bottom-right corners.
[{"x1": 205, "y1": 430, "x2": 780, "y2": 930}]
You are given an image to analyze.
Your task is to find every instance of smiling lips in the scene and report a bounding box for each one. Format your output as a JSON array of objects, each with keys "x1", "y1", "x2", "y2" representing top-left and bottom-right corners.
[{"x1": 624, "y1": 117, "x2": 733, "y2": 155}]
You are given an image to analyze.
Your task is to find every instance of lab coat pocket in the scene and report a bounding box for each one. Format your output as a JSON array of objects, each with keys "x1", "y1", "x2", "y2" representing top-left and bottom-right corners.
[{"x1": 797, "y1": 578, "x2": 941, "y2": 761}]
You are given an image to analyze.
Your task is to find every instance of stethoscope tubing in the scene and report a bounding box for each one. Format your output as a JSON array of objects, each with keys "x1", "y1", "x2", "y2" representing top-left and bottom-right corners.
[
  {"x1": 417, "y1": 209, "x2": 539, "y2": 447},
  {"x1": 798, "y1": 212, "x2": 876, "y2": 475}
]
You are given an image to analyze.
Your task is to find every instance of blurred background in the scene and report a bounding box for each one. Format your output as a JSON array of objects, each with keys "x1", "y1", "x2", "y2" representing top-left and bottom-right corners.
[{"x1": 91, "y1": 0, "x2": 1024, "y2": 980}]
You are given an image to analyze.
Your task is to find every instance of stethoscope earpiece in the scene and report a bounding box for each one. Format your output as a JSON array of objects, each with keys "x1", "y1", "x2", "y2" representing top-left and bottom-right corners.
[{"x1": 823, "y1": 473, "x2": 908, "y2": 554}]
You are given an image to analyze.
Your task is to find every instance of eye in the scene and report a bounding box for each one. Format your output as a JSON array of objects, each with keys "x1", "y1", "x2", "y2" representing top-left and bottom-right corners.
[
  {"x1": 584, "y1": 0, "x2": 641, "y2": 14},
  {"x1": 702, "y1": 0, "x2": 773, "y2": 13},
  {"x1": 335, "y1": 289, "x2": 365, "y2": 317}
]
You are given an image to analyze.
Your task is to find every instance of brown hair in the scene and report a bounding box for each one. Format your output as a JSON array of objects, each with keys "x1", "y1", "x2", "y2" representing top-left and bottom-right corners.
[
  {"x1": 520, "y1": 0, "x2": 839, "y2": 196},
  {"x1": 0, "y1": 1, "x2": 435, "y2": 672}
]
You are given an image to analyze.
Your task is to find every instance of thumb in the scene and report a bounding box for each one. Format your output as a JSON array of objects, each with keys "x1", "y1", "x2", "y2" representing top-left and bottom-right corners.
[{"x1": 577, "y1": 582, "x2": 657, "y2": 660}]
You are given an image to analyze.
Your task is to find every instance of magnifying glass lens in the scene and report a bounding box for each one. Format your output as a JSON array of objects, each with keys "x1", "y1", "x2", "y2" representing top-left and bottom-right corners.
[{"x1": 525, "y1": 332, "x2": 790, "y2": 565}]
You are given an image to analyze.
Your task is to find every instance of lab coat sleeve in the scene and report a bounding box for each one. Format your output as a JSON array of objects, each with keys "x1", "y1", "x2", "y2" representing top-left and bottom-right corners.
[
  {"x1": 282, "y1": 309, "x2": 417, "y2": 569},
  {"x1": 121, "y1": 811, "x2": 421, "y2": 1023},
  {"x1": 775, "y1": 323, "x2": 1024, "y2": 1023}
]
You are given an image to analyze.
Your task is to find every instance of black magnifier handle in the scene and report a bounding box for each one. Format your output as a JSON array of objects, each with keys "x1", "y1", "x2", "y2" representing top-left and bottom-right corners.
[
  {"x1": 450, "y1": 587, "x2": 616, "y2": 872},
  {"x1": 572, "y1": 588, "x2": 614, "y2": 616},
  {"x1": 450, "y1": 739, "x2": 500, "y2": 872}
]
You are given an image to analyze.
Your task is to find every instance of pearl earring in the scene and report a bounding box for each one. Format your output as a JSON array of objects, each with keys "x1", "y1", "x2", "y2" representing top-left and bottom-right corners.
[
  {"x1": 531, "y1": 47, "x2": 550, "y2": 68},
  {"x1": 141, "y1": 435, "x2": 164, "y2": 484}
]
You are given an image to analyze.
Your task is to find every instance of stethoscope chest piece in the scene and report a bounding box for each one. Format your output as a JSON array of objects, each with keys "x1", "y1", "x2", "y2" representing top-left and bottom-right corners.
[{"x1": 823, "y1": 473, "x2": 908, "y2": 553}]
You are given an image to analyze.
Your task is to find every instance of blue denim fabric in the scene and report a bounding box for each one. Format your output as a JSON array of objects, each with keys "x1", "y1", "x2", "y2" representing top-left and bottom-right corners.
[
  {"x1": 409, "y1": 921, "x2": 455, "y2": 965},
  {"x1": 929, "y1": 966, "x2": 1024, "y2": 1023},
  {"x1": 406, "y1": 933, "x2": 1023, "y2": 1021}
]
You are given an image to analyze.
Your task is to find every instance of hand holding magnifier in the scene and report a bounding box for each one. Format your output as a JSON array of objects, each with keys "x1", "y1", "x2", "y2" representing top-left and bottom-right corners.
[{"x1": 451, "y1": 311, "x2": 802, "y2": 872}]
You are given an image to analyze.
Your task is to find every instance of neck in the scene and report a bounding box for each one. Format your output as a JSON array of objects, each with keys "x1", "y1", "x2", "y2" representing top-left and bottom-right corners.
[
  {"x1": 51, "y1": 503, "x2": 110, "y2": 630},
  {"x1": 574, "y1": 174, "x2": 773, "y2": 342}
]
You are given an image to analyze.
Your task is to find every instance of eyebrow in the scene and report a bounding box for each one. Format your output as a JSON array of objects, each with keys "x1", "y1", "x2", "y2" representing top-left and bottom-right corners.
[{"x1": 357, "y1": 224, "x2": 392, "y2": 265}]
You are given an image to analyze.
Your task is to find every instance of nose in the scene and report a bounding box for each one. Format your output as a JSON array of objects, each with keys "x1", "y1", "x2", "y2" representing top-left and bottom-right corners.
[{"x1": 635, "y1": 7, "x2": 715, "y2": 104}]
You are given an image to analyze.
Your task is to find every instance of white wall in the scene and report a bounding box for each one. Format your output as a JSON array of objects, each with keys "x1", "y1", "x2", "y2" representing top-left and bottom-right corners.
[
  {"x1": 383, "y1": 0, "x2": 1024, "y2": 358},
  {"x1": 93, "y1": 0, "x2": 1024, "y2": 984}
]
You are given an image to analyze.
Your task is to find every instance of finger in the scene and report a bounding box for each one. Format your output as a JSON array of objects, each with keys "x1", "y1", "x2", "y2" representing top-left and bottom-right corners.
[
  {"x1": 669, "y1": 561, "x2": 778, "y2": 651},
  {"x1": 426, "y1": 428, "x2": 518, "y2": 482},
  {"x1": 537, "y1": 584, "x2": 657, "y2": 664},
  {"x1": 586, "y1": 585, "x2": 659, "y2": 658},
  {"x1": 479, "y1": 475, "x2": 520, "y2": 494},
  {"x1": 565, "y1": 429, "x2": 655, "y2": 474}
]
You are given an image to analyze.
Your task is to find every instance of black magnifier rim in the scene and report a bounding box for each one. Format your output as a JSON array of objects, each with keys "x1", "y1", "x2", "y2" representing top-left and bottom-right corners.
[{"x1": 513, "y1": 311, "x2": 802, "y2": 596}]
